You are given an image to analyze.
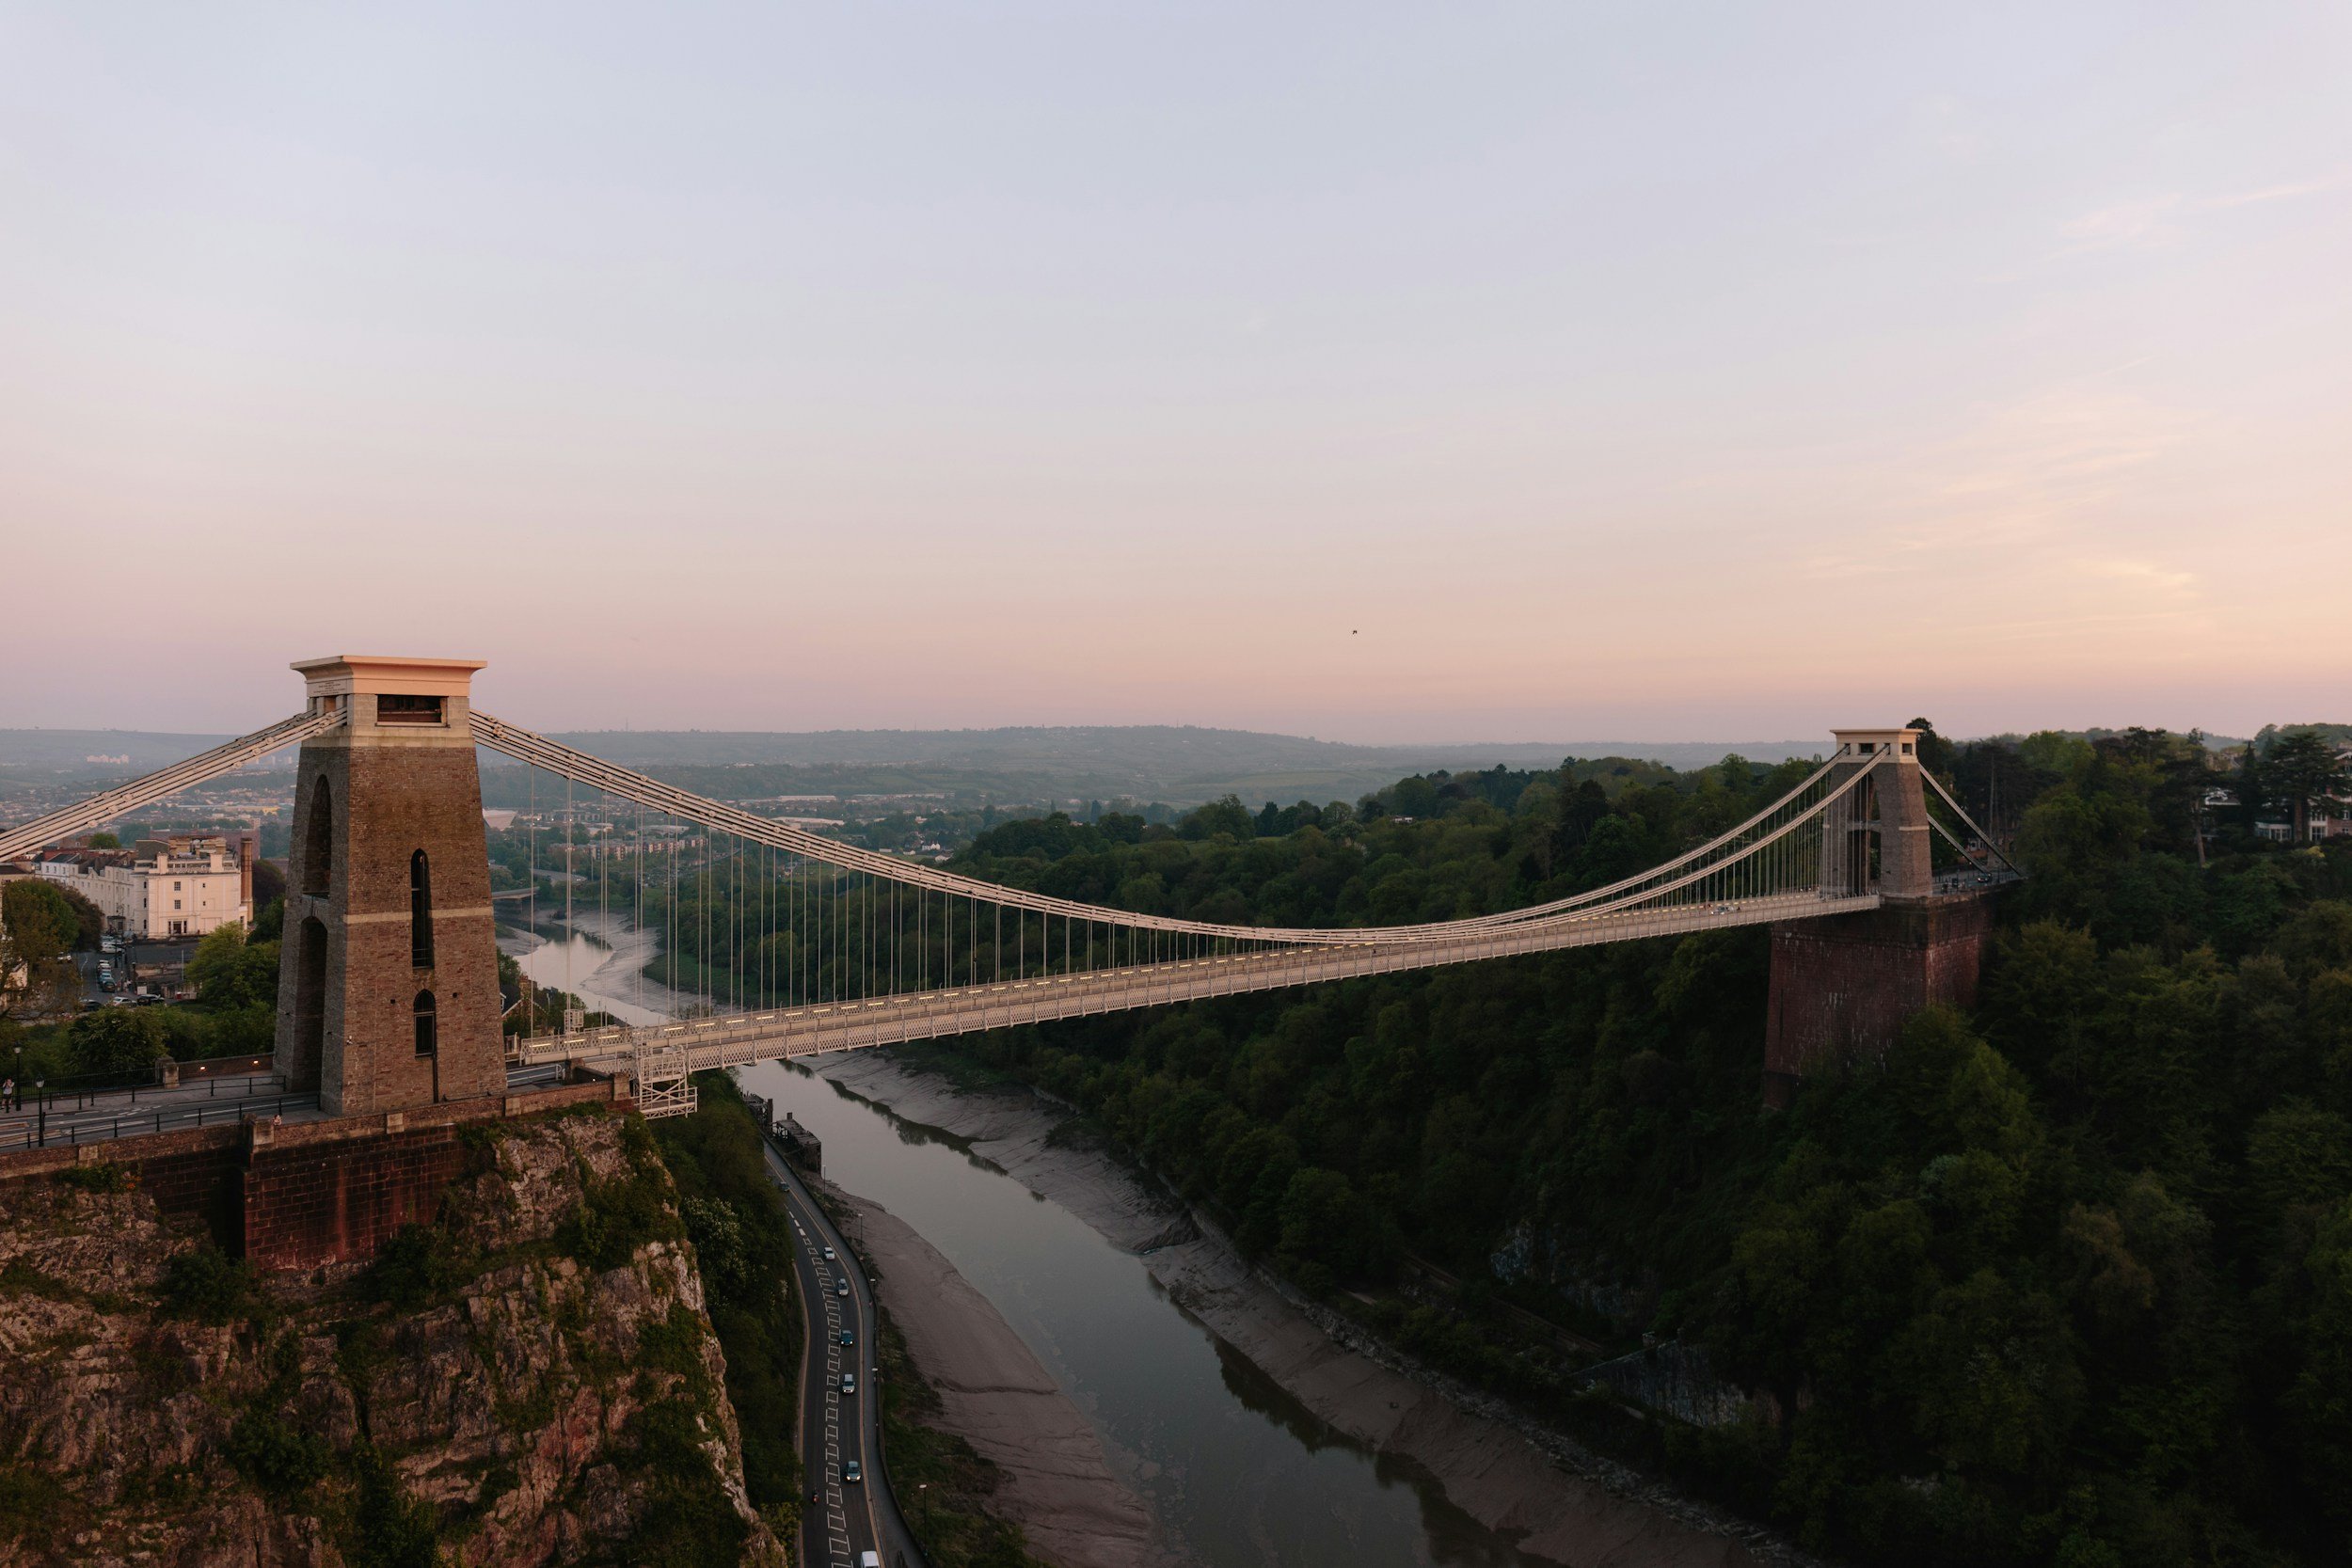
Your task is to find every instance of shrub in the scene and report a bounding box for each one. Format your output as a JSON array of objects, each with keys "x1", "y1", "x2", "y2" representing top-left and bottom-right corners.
[
  {"x1": 226, "y1": 1407, "x2": 328, "y2": 1496},
  {"x1": 159, "y1": 1246, "x2": 254, "y2": 1323},
  {"x1": 557, "y1": 1168, "x2": 681, "y2": 1273},
  {"x1": 365, "y1": 1223, "x2": 469, "y2": 1310},
  {"x1": 53, "y1": 1162, "x2": 135, "y2": 1193}
]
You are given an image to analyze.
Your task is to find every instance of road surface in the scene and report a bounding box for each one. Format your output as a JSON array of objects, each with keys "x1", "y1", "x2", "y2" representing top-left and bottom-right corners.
[{"x1": 762, "y1": 1139, "x2": 924, "y2": 1568}]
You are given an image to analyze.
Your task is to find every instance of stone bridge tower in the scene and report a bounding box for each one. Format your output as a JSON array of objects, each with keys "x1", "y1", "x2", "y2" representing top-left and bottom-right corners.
[
  {"x1": 1763, "y1": 728, "x2": 1996, "y2": 1101},
  {"x1": 274, "y1": 657, "x2": 507, "y2": 1116}
]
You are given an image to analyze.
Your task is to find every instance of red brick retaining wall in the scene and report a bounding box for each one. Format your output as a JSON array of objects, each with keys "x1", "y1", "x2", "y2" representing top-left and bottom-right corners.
[
  {"x1": 1762, "y1": 892, "x2": 1998, "y2": 1102},
  {"x1": 0, "y1": 1078, "x2": 631, "y2": 1269}
]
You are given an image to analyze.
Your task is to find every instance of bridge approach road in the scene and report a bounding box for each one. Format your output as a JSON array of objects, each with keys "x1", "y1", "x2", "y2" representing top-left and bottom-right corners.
[{"x1": 763, "y1": 1138, "x2": 924, "y2": 1568}]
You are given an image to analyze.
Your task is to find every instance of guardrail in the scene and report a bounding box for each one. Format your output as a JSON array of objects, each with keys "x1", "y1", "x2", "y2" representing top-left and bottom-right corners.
[{"x1": 0, "y1": 1090, "x2": 320, "y2": 1152}]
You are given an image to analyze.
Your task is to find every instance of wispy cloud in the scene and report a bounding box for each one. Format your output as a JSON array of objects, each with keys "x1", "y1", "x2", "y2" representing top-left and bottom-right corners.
[
  {"x1": 2056, "y1": 174, "x2": 2344, "y2": 255},
  {"x1": 2059, "y1": 194, "x2": 2187, "y2": 252},
  {"x1": 2080, "y1": 557, "x2": 2200, "y2": 600}
]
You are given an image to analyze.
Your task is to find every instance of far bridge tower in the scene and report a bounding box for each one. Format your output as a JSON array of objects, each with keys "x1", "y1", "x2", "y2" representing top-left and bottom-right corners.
[{"x1": 1762, "y1": 728, "x2": 1997, "y2": 1101}]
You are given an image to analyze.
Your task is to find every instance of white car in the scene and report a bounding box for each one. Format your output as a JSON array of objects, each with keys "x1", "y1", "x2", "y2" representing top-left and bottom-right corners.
[
  {"x1": 835, "y1": 1279, "x2": 850, "y2": 1298},
  {"x1": 821, "y1": 1245, "x2": 835, "y2": 1261},
  {"x1": 841, "y1": 1372, "x2": 856, "y2": 1395}
]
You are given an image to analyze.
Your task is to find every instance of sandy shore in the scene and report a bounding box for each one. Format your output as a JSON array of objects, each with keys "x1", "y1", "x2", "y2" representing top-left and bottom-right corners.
[
  {"x1": 814, "y1": 1051, "x2": 1793, "y2": 1568},
  {"x1": 818, "y1": 1184, "x2": 1179, "y2": 1568}
]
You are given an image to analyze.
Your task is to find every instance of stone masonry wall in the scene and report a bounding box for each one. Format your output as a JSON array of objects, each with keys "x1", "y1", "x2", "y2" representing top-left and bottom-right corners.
[
  {"x1": 241, "y1": 1122, "x2": 475, "y2": 1272},
  {"x1": 1762, "y1": 891, "x2": 1997, "y2": 1097},
  {"x1": 0, "y1": 1080, "x2": 627, "y2": 1269},
  {"x1": 278, "y1": 737, "x2": 506, "y2": 1117}
]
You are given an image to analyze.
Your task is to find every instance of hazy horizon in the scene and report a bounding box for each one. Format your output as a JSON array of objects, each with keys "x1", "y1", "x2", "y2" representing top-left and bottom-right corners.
[{"x1": 4, "y1": 4, "x2": 2346, "y2": 739}]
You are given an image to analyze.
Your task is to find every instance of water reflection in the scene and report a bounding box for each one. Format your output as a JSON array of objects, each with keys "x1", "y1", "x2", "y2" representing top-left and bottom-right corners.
[{"x1": 743, "y1": 1057, "x2": 1560, "y2": 1568}]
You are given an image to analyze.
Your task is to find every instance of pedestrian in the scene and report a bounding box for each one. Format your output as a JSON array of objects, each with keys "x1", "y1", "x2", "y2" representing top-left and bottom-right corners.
[{"x1": 2, "y1": 1077, "x2": 14, "y2": 1114}]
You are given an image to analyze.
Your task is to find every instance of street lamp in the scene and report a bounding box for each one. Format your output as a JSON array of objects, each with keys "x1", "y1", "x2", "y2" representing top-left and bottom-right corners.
[{"x1": 918, "y1": 1482, "x2": 930, "y2": 1538}]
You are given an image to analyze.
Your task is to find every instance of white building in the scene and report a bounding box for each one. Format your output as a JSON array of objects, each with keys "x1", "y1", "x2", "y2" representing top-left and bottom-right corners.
[{"x1": 38, "y1": 832, "x2": 255, "y2": 940}]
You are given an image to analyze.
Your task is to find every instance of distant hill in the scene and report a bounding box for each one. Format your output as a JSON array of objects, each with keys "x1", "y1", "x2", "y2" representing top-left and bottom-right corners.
[
  {"x1": 8, "y1": 720, "x2": 2309, "y2": 782},
  {"x1": 2253, "y1": 722, "x2": 2352, "y2": 752},
  {"x1": 0, "y1": 729, "x2": 252, "y2": 773},
  {"x1": 528, "y1": 725, "x2": 1828, "y2": 805},
  {"x1": 0, "y1": 724, "x2": 1827, "y2": 807}
]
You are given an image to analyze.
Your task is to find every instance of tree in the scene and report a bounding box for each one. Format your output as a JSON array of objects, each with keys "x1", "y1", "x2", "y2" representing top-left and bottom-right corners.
[
  {"x1": 1905, "y1": 717, "x2": 1956, "y2": 780},
  {"x1": 2263, "y1": 729, "x2": 2349, "y2": 843},
  {"x1": 1, "y1": 880, "x2": 83, "y2": 1019},
  {"x1": 4, "y1": 880, "x2": 79, "y2": 962},
  {"x1": 187, "y1": 921, "x2": 279, "y2": 1010},
  {"x1": 66, "y1": 1006, "x2": 169, "y2": 1076}
]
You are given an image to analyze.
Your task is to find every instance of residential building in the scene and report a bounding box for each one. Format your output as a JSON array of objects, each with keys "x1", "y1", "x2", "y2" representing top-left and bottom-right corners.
[{"x1": 37, "y1": 832, "x2": 256, "y2": 939}]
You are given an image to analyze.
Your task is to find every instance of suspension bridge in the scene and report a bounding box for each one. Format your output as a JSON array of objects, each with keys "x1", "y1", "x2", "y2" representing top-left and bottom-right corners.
[{"x1": 0, "y1": 656, "x2": 2015, "y2": 1132}]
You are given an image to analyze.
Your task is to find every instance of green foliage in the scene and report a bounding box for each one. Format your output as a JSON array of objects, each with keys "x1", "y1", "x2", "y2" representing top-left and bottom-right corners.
[
  {"x1": 52, "y1": 1161, "x2": 135, "y2": 1193},
  {"x1": 614, "y1": 1394, "x2": 751, "y2": 1568},
  {"x1": 226, "y1": 1405, "x2": 329, "y2": 1497},
  {"x1": 905, "y1": 727, "x2": 2352, "y2": 1567},
  {"x1": 345, "y1": 1444, "x2": 439, "y2": 1568},
  {"x1": 555, "y1": 1155, "x2": 683, "y2": 1273},
  {"x1": 2262, "y1": 730, "x2": 2350, "y2": 833},
  {"x1": 65, "y1": 1007, "x2": 169, "y2": 1076},
  {"x1": 159, "y1": 1245, "x2": 256, "y2": 1323},
  {"x1": 872, "y1": 1309, "x2": 1047, "y2": 1568},
  {"x1": 648, "y1": 1073, "x2": 803, "y2": 1511},
  {"x1": 2, "y1": 881, "x2": 80, "y2": 1003},
  {"x1": 4, "y1": 879, "x2": 98, "y2": 958},
  {"x1": 365, "y1": 1222, "x2": 472, "y2": 1310},
  {"x1": 187, "y1": 920, "x2": 281, "y2": 1009}
]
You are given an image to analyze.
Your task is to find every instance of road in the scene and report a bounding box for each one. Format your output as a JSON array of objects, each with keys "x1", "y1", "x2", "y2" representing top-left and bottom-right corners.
[{"x1": 762, "y1": 1140, "x2": 924, "y2": 1568}]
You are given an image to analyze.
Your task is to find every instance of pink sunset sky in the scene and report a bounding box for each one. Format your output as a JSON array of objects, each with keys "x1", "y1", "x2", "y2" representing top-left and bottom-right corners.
[{"x1": 2, "y1": 4, "x2": 2346, "y2": 743}]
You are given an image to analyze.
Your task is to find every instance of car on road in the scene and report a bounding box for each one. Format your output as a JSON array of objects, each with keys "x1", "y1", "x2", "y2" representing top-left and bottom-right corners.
[
  {"x1": 838, "y1": 1329, "x2": 855, "y2": 1347},
  {"x1": 821, "y1": 1245, "x2": 835, "y2": 1260},
  {"x1": 862, "y1": 1553, "x2": 882, "y2": 1568},
  {"x1": 840, "y1": 1373, "x2": 856, "y2": 1394},
  {"x1": 843, "y1": 1458, "x2": 862, "y2": 1483},
  {"x1": 836, "y1": 1279, "x2": 850, "y2": 1297}
]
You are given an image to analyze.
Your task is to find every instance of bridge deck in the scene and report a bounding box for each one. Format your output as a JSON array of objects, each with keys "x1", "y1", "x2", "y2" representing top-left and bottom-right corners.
[{"x1": 521, "y1": 889, "x2": 1885, "y2": 1077}]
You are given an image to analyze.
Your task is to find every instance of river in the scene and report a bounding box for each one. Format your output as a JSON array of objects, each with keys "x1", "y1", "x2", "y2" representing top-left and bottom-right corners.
[
  {"x1": 507, "y1": 927, "x2": 1609, "y2": 1568},
  {"x1": 738, "y1": 1055, "x2": 1558, "y2": 1568}
]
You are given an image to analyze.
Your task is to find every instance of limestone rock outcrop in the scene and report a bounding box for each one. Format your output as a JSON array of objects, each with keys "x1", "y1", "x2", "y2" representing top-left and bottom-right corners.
[{"x1": 0, "y1": 1109, "x2": 785, "y2": 1567}]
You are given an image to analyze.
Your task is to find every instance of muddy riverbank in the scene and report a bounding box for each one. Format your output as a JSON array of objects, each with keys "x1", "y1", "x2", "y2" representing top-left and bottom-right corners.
[
  {"x1": 818, "y1": 1182, "x2": 1179, "y2": 1567},
  {"x1": 803, "y1": 1050, "x2": 1792, "y2": 1568}
]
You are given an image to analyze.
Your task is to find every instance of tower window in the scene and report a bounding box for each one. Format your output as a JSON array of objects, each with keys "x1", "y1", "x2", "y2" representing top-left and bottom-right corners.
[
  {"x1": 414, "y1": 990, "x2": 437, "y2": 1057},
  {"x1": 409, "y1": 849, "x2": 435, "y2": 968},
  {"x1": 302, "y1": 777, "x2": 332, "y2": 895},
  {"x1": 377, "y1": 694, "x2": 445, "y2": 725}
]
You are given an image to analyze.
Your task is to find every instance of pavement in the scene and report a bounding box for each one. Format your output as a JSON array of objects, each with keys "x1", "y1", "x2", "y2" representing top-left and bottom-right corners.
[
  {"x1": 760, "y1": 1140, "x2": 926, "y2": 1568},
  {"x1": 0, "y1": 1070, "x2": 319, "y2": 1153},
  {"x1": 0, "y1": 1060, "x2": 569, "y2": 1155}
]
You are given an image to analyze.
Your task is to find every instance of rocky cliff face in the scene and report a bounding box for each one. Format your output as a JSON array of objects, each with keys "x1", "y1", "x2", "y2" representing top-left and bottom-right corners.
[{"x1": 0, "y1": 1108, "x2": 786, "y2": 1568}]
